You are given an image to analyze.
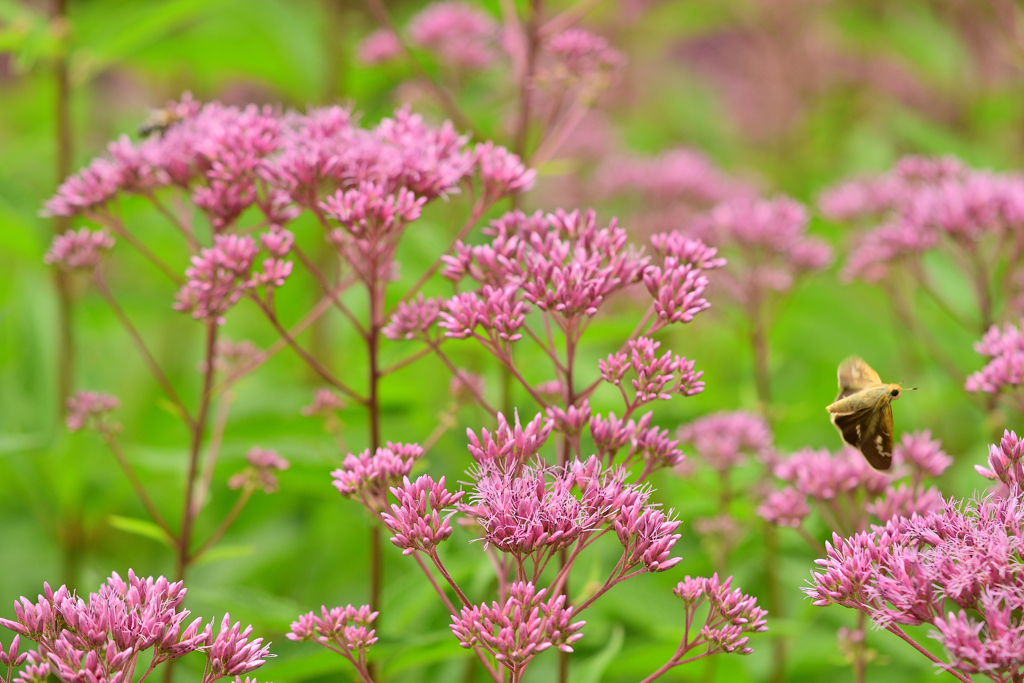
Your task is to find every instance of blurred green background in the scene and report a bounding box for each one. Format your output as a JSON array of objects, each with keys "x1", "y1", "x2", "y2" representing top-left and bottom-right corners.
[{"x1": 0, "y1": 0, "x2": 1020, "y2": 681}]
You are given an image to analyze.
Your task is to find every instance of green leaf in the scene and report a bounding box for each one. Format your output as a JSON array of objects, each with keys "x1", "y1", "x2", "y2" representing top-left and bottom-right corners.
[
  {"x1": 570, "y1": 625, "x2": 624, "y2": 683},
  {"x1": 194, "y1": 543, "x2": 255, "y2": 566},
  {"x1": 107, "y1": 515, "x2": 173, "y2": 547}
]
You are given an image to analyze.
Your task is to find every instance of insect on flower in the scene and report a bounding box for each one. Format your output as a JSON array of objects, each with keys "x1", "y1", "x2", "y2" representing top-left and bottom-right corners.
[
  {"x1": 825, "y1": 356, "x2": 915, "y2": 470},
  {"x1": 138, "y1": 107, "x2": 185, "y2": 138}
]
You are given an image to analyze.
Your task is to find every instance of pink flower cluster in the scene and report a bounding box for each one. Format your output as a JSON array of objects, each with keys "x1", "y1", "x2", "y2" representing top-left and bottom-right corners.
[
  {"x1": 173, "y1": 230, "x2": 294, "y2": 324},
  {"x1": 382, "y1": 475, "x2": 464, "y2": 555},
  {"x1": 450, "y1": 582, "x2": 584, "y2": 673},
  {"x1": 0, "y1": 571, "x2": 269, "y2": 683},
  {"x1": 673, "y1": 574, "x2": 769, "y2": 655},
  {"x1": 541, "y1": 29, "x2": 626, "y2": 88},
  {"x1": 808, "y1": 432, "x2": 1024, "y2": 680},
  {"x1": 699, "y1": 197, "x2": 833, "y2": 300},
  {"x1": 65, "y1": 391, "x2": 120, "y2": 433},
  {"x1": 433, "y1": 209, "x2": 715, "y2": 357},
  {"x1": 759, "y1": 432, "x2": 950, "y2": 534},
  {"x1": 45, "y1": 96, "x2": 532, "y2": 331},
  {"x1": 288, "y1": 605, "x2": 376, "y2": 681},
  {"x1": 407, "y1": 1, "x2": 498, "y2": 70},
  {"x1": 331, "y1": 442, "x2": 424, "y2": 511},
  {"x1": 229, "y1": 447, "x2": 290, "y2": 493},
  {"x1": 967, "y1": 320, "x2": 1024, "y2": 402},
  {"x1": 597, "y1": 148, "x2": 752, "y2": 207},
  {"x1": 820, "y1": 156, "x2": 1024, "y2": 283},
  {"x1": 44, "y1": 228, "x2": 115, "y2": 270},
  {"x1": 678, "y1": 410, "x2": 772, "y2": 473},
  {"x1": 600, "y1": 336, "x2": 704, "y2": 407}
]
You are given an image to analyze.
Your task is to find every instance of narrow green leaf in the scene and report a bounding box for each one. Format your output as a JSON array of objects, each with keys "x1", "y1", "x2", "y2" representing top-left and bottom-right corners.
[
  {"x1": 194, "y1": 544, "x2": 255, "y2": 566},
  {"x1": 107, "y1": 515, "x2": 173, "y2": 547},
  {"x1": 570, "y1": 625, "x2": 624, "y2": 683}
]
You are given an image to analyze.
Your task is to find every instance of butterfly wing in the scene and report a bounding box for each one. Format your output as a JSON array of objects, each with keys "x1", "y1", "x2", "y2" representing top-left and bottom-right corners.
[
  {"x1": 856, "y1": 402, "x2": 893, "y2": 470},
  {"x1": 836, "y1": 356, "x2": 883, "y2": 401},
  {"x1": 831, "y1": 405, "x2": 872, "y2": 450}
]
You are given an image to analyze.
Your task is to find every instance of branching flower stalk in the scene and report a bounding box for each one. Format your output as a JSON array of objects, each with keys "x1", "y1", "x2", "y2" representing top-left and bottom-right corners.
[
  {"x1": 43, "y1": 97, "x2": 535, "y2": 642},
  {"x1": 821, "y1": 155, "x2": 1024, "y2": 392},
  {"x1": 0, "y1": 571, "x2": 270, "y2": 683},
  {"x1": 808, "y1": 430, "x2": 1024, "y2": 683},
  {"x1": 760, "y1": 431, "x2": 952, "y2": 682}
]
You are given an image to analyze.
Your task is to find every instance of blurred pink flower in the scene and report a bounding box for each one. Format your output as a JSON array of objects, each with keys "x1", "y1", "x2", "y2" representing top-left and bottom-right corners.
[
  {"x1": 44, "y1": 228, "x2": 115, "y2": 270},
  {"x1": 408, "y1": 2, "x2": 498, "y2": 70},
  {"x1": 357, "y1": 29, "x2": 402, "y2": 64},
  {"x1": 65, "y1": 390, "x2": 120, "y2": 433}
]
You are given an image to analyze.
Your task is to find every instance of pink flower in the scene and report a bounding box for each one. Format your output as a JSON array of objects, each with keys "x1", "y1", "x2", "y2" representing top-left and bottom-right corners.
[
  {"x1": 678, "y1": 411, "x2": 773, "y2": 472},
  {"x1": 601, "y1": 337, "x2": 704, "y2": 407},
  {"x1": 357, "y1": 29, "x2": 402, "y2": 64},
  {"x1": 65, "y1": 391, "x2": 120, "y2": 432},
  {"x1": 673, "y1": 574, "x2": 768, "y2": 655},
  {"x1": 597, "y1": 148, "x2": 751, "y2": 206},
  {"x1": 382, "y1": 475, "x2": 464, "y2": 554},
  {"x1": 383, "y1": 294, "x2": 442, "y2": 341},
  {"x1": 449, "y1": 582, "x2": 584, "y2": 672},
  {"x1": 967, "y1": 320, "x2": 1024, "y2": 397},
  {"x1": 756, "y1": 488, "x2": 810, "y2": 528},
  {"x1": 44, "y1": 228, "x2": 115, "y2": 270},
  {"x1": 331, "y1": 442, "x2": 424, "y2": 511},
  {"x1": 0, "y1": 571, "x2": 264, "y2": 683},
  {"x1": 542, "y1": 29, "x2": 625, "y2": 86},
  {"x1": 408, "y1": 2, "x2": 497, "y2": 70},
  {"x1": 229, "y1": 447, "x2": 290, "y2": 493},
  {"x1": 301, "y1": 388, "x2": 346, "y2": 417},
  {"x1": 893, "y1": 430, "x2": 953, "y2": 479}
]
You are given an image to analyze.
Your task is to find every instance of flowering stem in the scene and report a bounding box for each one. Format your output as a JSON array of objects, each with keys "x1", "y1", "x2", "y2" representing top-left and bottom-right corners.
[
  {"x1": 396, "y1": 197, "x2": 489, "y2": 308},
  {"x1": 853, "y1": 611, "x2": 867, "y2": 683},
  {"x1": 381, "y1": 347, "x2": 433, "y2": 376},
  {"x1": 293, "y1": 244, "x2": 368, "y2": 339},
  {"x1": 638, "y1": 640, "x2": 713, "y2": 683},
  {"x1": 177, "y1": 321, "x2": 218, "y2": 580},
  {"x1": 530, "y1": 96, "x2": 589, "y2": 167},
  {"x1": 91, "y1": 212, "x2": 185, "y2": 285},
  {"x1": 146, "y1": 192, "x2": 199, "y2": 253},
  {"x1": 796, "y1": 523, "x2": 827, "y2": 556},
  {"x1": 361, "y1": 0, "x2": 478, "y2": 136},
  {"x1": 214, "y1": 287, "x2": 343, "y2": 396},
  {"x1": 368, "y1": 274, "x2": 385, "y2": 622},
  {"x1": 884, "y1": 625, "x2": 972, "y2": 683},
  {"x1": 412, "y1": 553, "x2": 503, "y2": 683},
  {"x1": 189, "y1": 485, "x2": 254, "y2": 564},
  {"x1": 427, "y1": 342, "x2": 498, "y2": 414},
  {"x1": 92, "y1": 272, "x2": 195, "y2": 429},
  {"x1": 100, "y1": 431, "x2": 175, "y2": 541},
  {"x1": 52, "y1": 0, "x2": 74, "y2": 422},
  {"x1": 253, "y1": 298, "x2": 367, "y2": 404},
  {"x1": 191, "y1": 392, "x2": 233, "y2": 519},
  {"x1": 428, "y1": 549, "x2": 473, "y2": 607}
]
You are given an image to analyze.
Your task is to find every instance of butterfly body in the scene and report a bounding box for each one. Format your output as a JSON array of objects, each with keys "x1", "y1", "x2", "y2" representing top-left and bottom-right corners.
[{"x1": 826, "y1": 356, "x2": 909, "y2": 470}]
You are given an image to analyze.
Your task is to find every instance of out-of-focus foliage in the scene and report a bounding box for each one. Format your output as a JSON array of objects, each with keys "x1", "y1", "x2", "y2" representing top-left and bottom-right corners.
[{"x1": 1, "y1": 0, "x2": 1021, "y2": 681}]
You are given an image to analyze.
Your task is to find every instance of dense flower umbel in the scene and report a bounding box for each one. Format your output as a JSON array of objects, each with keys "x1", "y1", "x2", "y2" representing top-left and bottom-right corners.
[
  {"x1": 673, "y1": 574, "x2": 768, "y2": 654},
  {"x1": 678, "y1": 411, "x2": 772, "y2": 473},
  {"x1": 331, "y1": 442, "x2": 424, "y2": 512},
  {"x1": 382, "y1": 475, "x2": 464, "y2": 555},
  {"x1": 967, "y1": 320, "x2": 1024, "y2": 409},
  {"x1": 65, "y1": 391, "x2": 120, "y2": 433},
  {"x1": 762, "y1": 432, "x2": 950, "y2": 535},
  {"x1": 407, "y1": 1, "x2": 498, "y2": 71},
  {"x1": 821, "y1": 155, "x2": 1024, "y2": 287},
  {"x1": 449, "y1": 582, "x2": 584, "y2": 672},
  {"x1": 288, "y1": 605, "x2": 376, "y2": 679},
  {"x1": 0, "y1": 571, "x2": 269, "y2": 683},
  {"x1": 44, "y1": 228, "x2": 115, "y2": 270},
  {"x1": 807, "y1": 434, "x2": 1024, "y2": 681},
  {"x1": 229, "y1": 447, "x2": 290, "y2": 493}
]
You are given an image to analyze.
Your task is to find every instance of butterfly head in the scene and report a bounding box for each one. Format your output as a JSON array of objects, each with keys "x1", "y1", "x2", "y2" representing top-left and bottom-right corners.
[{"x1": 887, "y1": 383, "x2": 917, "y2": 401}]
